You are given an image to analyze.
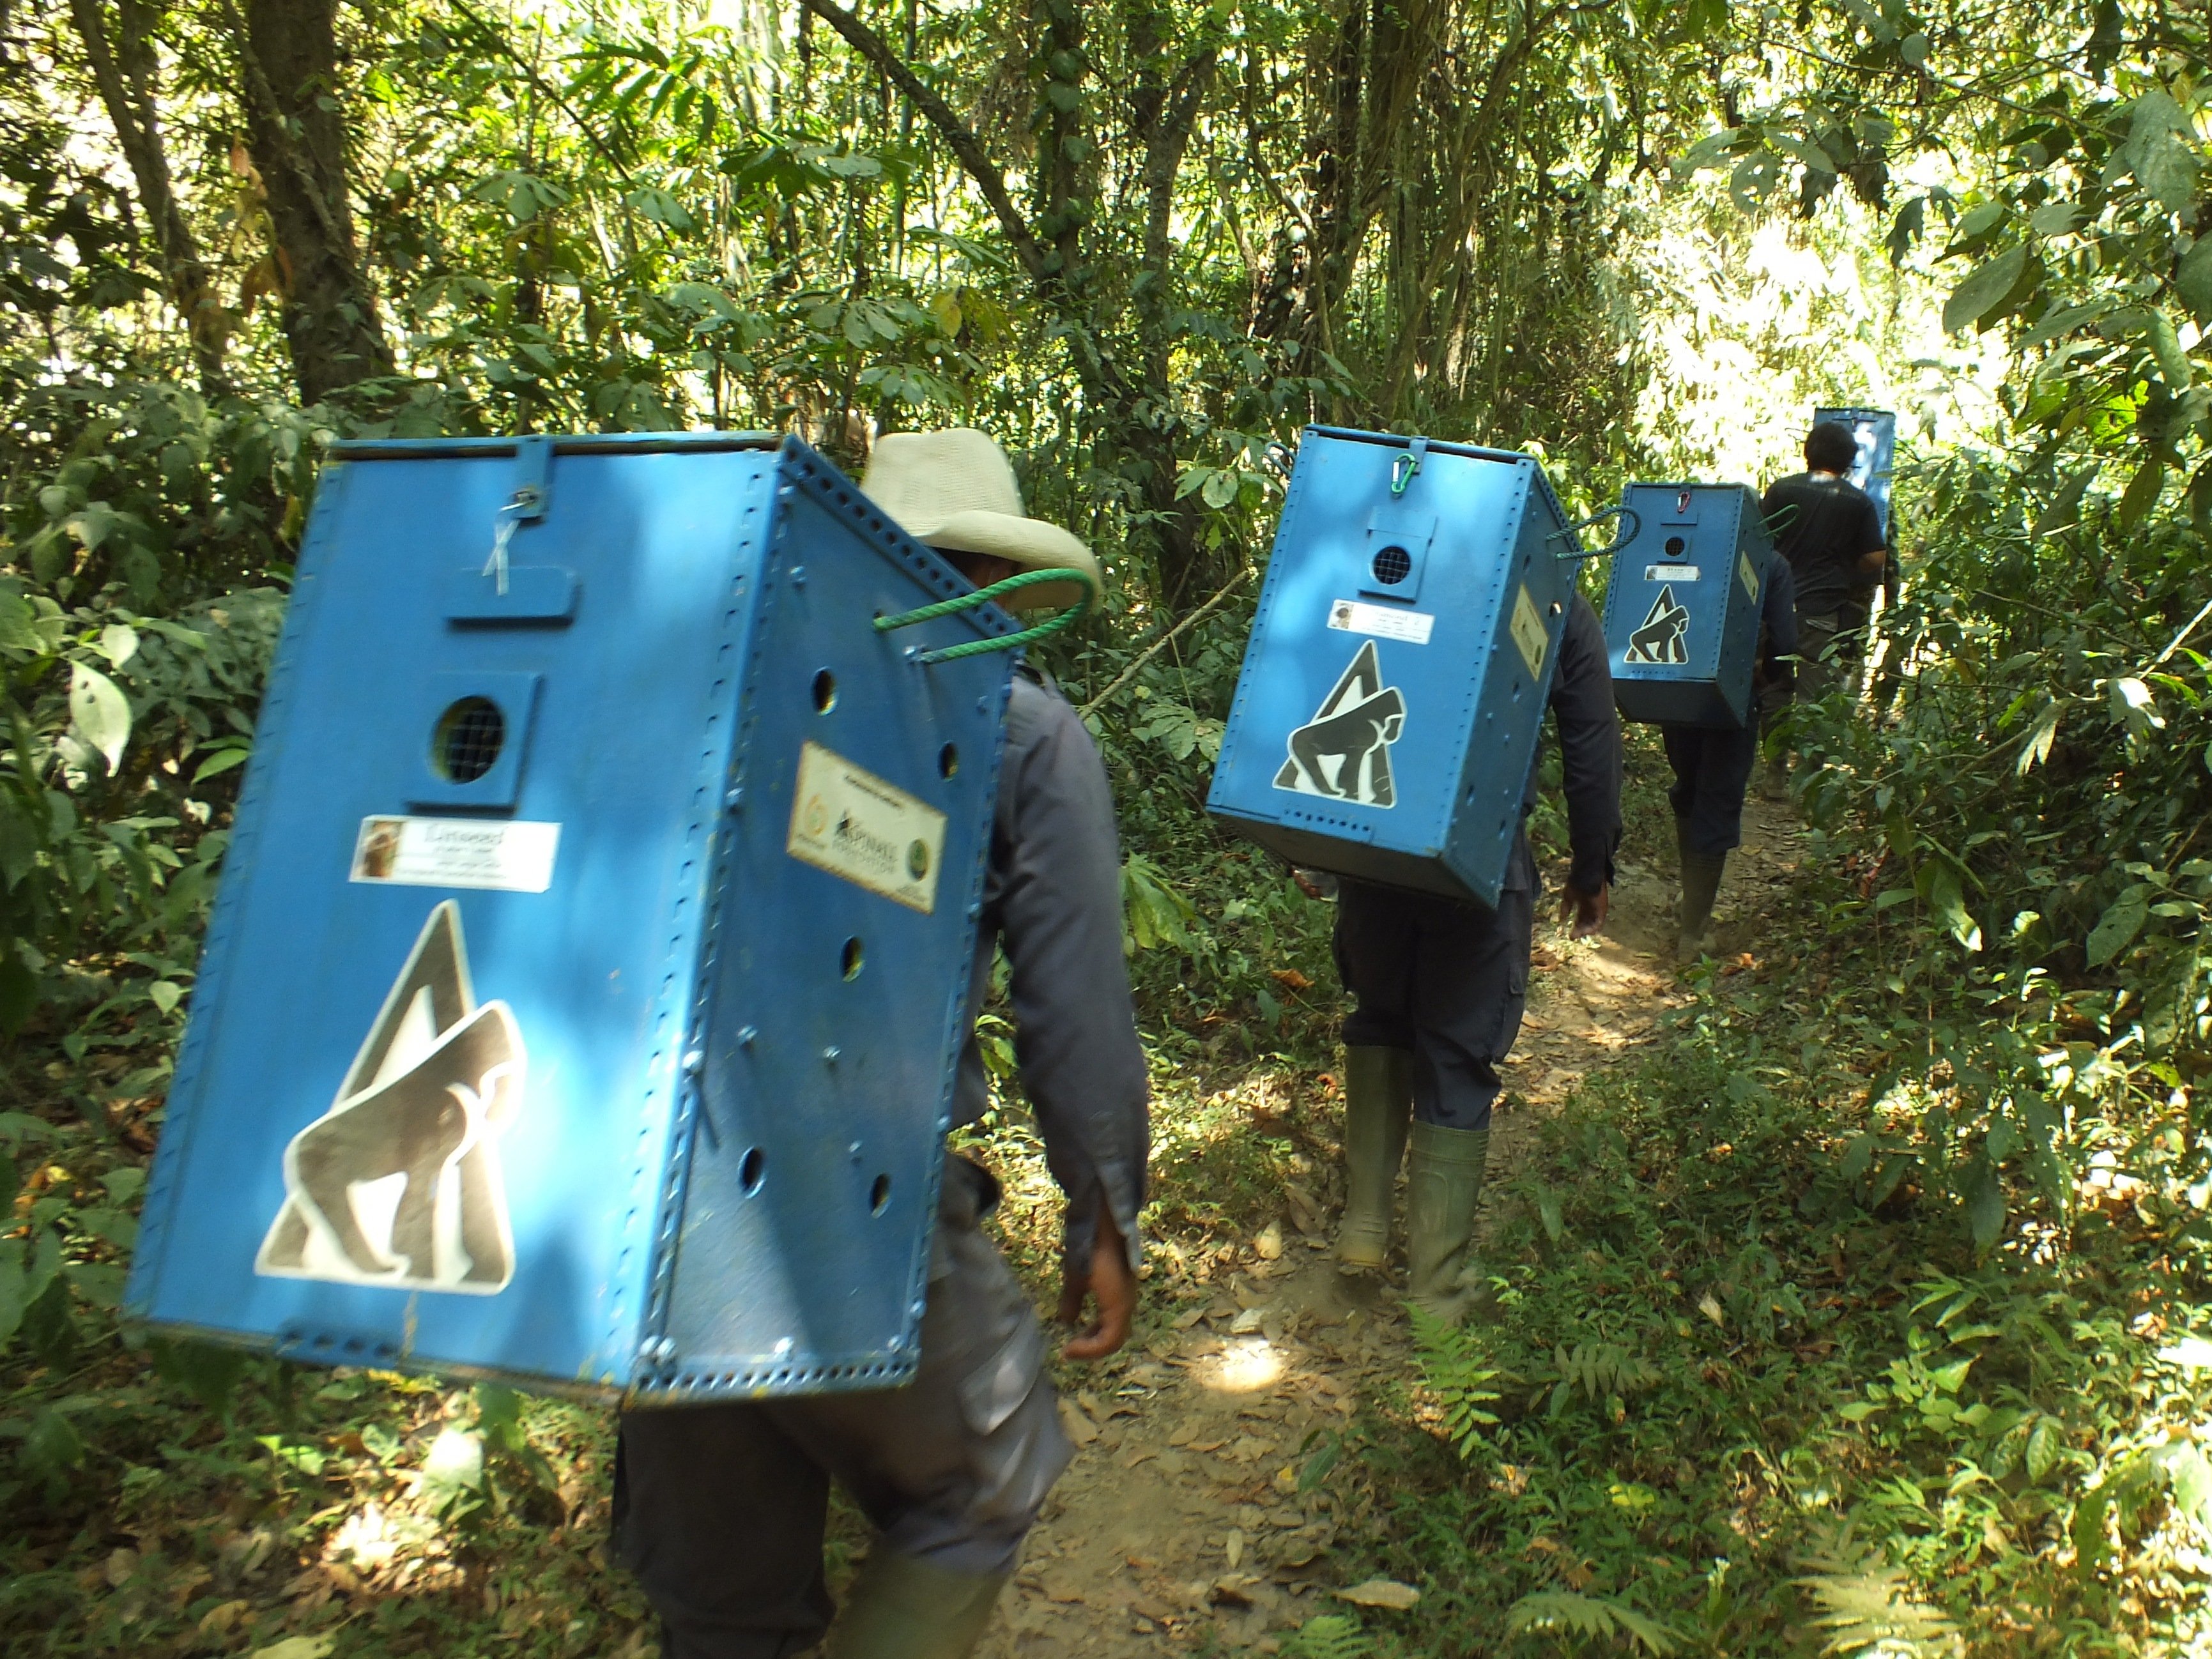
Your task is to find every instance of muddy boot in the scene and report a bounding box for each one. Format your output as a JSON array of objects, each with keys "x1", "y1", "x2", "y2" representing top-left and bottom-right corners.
[
  {"x1": 1336, "y1": 1046, "x2": 1413, "y2": 1272},
  {"x1": 1404, "y1": 1120, "x2": 1489, "y2": 1325},
  {"x1": 1677, "y1": 850, "x2": 1727, "y2": 963},
  {"x1": 829, "y1": 1550, "x2": 1010, "y2": 1659}
]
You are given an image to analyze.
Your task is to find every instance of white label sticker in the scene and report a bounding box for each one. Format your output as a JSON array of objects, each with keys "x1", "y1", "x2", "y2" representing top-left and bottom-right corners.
[
  {"x1": 1646, "y1": 564, "x2": 1700, "y2": 582},
  {"x1": 1326, "y1": 598, "x2": 1434, "y2": 645},
  {"x1": 787, "y1": 741, "x2": 947, "y2": 914},
  {"x1": 1737, "y1": 549, "x2": 1760, "y2": 600},
  {"x1": 1509, "y1": 584, "x2": 1548, "y2": 680},
  {"x1": 351, "y1": 816, "x2": 560, "y2": 893}
]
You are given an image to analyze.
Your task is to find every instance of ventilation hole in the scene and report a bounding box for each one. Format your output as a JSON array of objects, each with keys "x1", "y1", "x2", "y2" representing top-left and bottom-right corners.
[
  {"x1": 1371, "y1": 544, "x2": 1413, "y2": 586},
  {"x1": 1664, "y1": 535, "x2": 1688, "y2": 558},
  {"x1": 811, "y1": 669, "x2": 837, "y2": 712},
  {"x1": 938, "y1": 742, "x2": 959, "y2": 779},
  {"x1": 433, "y1": 696, "x2": 505, "y2": 783},
  {"x1": 870, "y1": 1174, "x2": 893, "y2": 1216},
  {"x1": 739, "y1": 1147, "x2": 765, "y2": 1195},
  {"x1": 841, "y1": 937, "x2": 864, "y2": 980}
]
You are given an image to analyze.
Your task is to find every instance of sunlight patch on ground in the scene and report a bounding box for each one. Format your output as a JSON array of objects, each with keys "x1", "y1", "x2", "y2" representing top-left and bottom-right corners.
[{"x1": 1199, "y1": 1336, "x2": 1285, "y2": 1394}]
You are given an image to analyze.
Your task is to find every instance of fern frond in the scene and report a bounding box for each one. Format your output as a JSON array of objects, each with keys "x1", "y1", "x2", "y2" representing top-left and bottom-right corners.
[
  {"x1": 1412, "y1": 1304, "x2": 1502, "y2": 1455},
  {"x1": 1281, "y1": 1612, "x2": 1375, "y2": 1659},
  {"x1": 1506, "y1": 1590, "x2": 1679, "y2": 1654},
  {"x1": 1795, "y1": 1561, "x2": 1962, "y2": 1657}
]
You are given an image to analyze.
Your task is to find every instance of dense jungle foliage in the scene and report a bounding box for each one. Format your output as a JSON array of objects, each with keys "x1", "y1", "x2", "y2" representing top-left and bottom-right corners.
[{"x1": 1, "y1": 0, "x2": 2210, "y2": 1652}]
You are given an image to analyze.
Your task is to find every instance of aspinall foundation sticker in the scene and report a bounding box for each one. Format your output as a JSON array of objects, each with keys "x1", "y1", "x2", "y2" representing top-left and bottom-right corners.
[
  {"x1": 1273, "y1": 639, "x2": 1406, "y2": 807},
  {"x1": 256, "y1": 902, "x2": 524, "y2": 1294}
]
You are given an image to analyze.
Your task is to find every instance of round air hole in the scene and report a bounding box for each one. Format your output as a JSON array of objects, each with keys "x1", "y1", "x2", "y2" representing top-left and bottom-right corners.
[
  {"x1": 869, "y1": 1174, "x2": 893, "y2": 1216},
  {"x1": 433, "y1": 696, "x2": 505, "y2": 783},
  {"x1": 739, "y1": 1147, "x2": 766, "y2": 1195},
  {"x1": 841, "y1": 937, "x2": 864, "y2": 980},
  {"x1": 811, "y1": 669, "x2": 837, "y2": 712},
  {"x1": 1663, "y1": 535, "x2": 1687, "y2": 558},
  {"x1": 938, "y1": 742, "x2": 960, "y2": 779},
  {"x1": 1371, "y1": 544, "x2": 1413, "y2": 586}
]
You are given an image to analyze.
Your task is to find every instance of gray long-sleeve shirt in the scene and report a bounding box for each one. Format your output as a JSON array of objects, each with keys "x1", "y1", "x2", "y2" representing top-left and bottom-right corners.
[
  {"x1": 1526, "y1": 592, "x2": 1623, "y2": 897},
  {"x1": 953, "y1": 666, "x2": 1150, "y2": 1273}
]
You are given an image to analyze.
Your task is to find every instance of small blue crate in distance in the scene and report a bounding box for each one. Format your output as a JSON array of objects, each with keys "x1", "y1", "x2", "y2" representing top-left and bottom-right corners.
[
  {"x1": 127, "y1": 432, "x2": 1018, "y2": 1402},
  {"x1": 1601, "y1": 482, "x2": 1776, "y2": 730},
  {"x1": 1206, "y1": 427, "x2": 1582, "y2": 907},
  {"x1": 1814, "y1": 405, "x2": 1897, "y2": 537}
]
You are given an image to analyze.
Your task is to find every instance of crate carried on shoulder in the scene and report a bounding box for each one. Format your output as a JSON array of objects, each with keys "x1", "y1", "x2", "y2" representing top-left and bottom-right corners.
[
  {"x1": 1206, "y1": 427, "x2": 1617, "y2": 907},
  {"x1": 1601, "y1": 482, "x2": 1781, "y2": 731},
  {"x1": 127, "y1": 432, "x2": 1022, "y2": 1402}
]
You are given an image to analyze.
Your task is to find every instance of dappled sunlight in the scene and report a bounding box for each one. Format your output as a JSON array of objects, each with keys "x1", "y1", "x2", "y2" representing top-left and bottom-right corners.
[{"x1": 1199, "y1": 1336, "x2": 1286, "y2": 1395}]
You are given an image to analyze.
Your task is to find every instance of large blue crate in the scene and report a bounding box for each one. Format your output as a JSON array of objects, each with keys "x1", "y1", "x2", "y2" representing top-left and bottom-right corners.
[
  {"x1": 1206, "y1": 427, "x2": 1581, "y2": 907},
  {"x1": 1601, "y1": 483, "x2": 1776, "y2": 730},
  {"x1": 127, "y1": 432, "x2": 1017, "y2": 1402},
  {"x1": 1813, "y1": 405, "x2": 1896, "y2": 537}
]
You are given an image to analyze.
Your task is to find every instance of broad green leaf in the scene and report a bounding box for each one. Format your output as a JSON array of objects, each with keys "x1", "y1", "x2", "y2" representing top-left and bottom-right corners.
[
  {"x1": 1898, "y1": 30, "x2": 1928, "y2": 63},
  {"x1": 97, "y1": 623, "x2": 138, "y2": 668},
  {"x1": 2154, "y1": 1441, "x2": 2212, "y2": 1518},
  {"x1": 148, "y1": 980, "x2": 181, "y2": 1014},
  {"x1": 191, "y1": 746, "x2": 250, "y2": 784},
  {"x1": 68, "y1": 662, "x2": 130, "y2": 773},
  {"x1": 2027, "y1": 201, "x2": 2080, "y2": 235},
  {"x1": 2117, "y1": 457, "x2": 2165, "y2": 529},
  {"x1": 0, "y1": 591, "x2": 43, "y2": 654},
  {"x1": 2179, "y1": 236, "x2": 2212, "y2": 322},
  {"x1": 2122, "y1": 90, "x2": 2200, "y2": 212},
  {"x1": 422, "y1": 1424, "x2": 484, "y2": 1494},
  {"x1": 1686, "y1": 0, "x2": 1727, "y2": 36},
  {"x1": 2025, "y1": 1415, "x2": 2061, "y2": 1480},
  {"x1": 1963, "y1": 1161, "x2": 2004, "y2": 1253},
  {"x1": 2031, "y1": 464, "x2": 2098, "y2": 537},
  {"x1": 1943, "y1": 243, "x2": 2026, "y2": 334},
  {"x1": 2087, "y1": 887, "x2": 2149, "y2": 965},
  {"x1": 20, "y1": 1405, "x2": 84, "y2": 1487},
  {"x1": 2146, "y1": 307, "x2": 2192, "y2": 392}
]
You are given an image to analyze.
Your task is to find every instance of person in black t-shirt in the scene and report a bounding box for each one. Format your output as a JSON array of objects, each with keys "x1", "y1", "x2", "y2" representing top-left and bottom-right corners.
[{"x1": 1757, "y1": 422, "x2": 1888, "y2": 792}]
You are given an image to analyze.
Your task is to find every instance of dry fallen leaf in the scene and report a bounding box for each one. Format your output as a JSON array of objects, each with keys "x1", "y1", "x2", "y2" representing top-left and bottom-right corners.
[
  {"x1": 1254, "y1": 1222, "x2": 1284, "y2": 1261},
  {"x1": 1058, "y1": 1398, "x2": 1102, "y2": 1446},
  {"x1": 1225, "y1": 1528, "x2": 1245, "y2": 1568},
  {"x1": 1698, "y1": 1292, "x2": 1726, "y2": 1328},
  {"x1": 1336, "y1": 1578, "x2": 1421, "y2": 1610}
]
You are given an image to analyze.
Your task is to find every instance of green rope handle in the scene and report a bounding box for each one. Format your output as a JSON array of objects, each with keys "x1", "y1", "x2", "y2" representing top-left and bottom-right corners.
[
  {"x1": 873, "y1": 567, "x2": 1092, "y2": 663},
  {"x1": 1548, "y1": 505, "x2": 1642, "y2": 561}
]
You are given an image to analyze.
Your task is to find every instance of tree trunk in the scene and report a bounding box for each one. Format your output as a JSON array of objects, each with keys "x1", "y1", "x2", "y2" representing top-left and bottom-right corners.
[
  {"x1": 68, "y1": 0, "x2": 229, "y2": 397},
  {"x1": 234, "y1": 0, "x2": 394, "y2": 405}
]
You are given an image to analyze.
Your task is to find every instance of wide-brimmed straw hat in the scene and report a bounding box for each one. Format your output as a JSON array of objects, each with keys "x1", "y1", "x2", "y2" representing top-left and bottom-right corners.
[{"x1": 860, "y1": 428, "x2": 1101, "y2": 613}]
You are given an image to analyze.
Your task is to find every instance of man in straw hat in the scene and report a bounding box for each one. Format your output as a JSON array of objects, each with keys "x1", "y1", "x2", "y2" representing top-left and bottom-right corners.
[{"x1": 615, "y1": 429, "x2": 1145, "y2": 1659}]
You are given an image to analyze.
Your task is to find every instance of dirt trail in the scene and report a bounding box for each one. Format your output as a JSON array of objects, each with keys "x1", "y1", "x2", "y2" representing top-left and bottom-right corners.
[{"x1": 978, "y1": 800, "x2": 1802, "y2": 1656}]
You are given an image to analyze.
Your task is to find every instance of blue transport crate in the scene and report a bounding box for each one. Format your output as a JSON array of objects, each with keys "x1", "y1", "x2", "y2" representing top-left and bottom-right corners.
[
  {"x1": 1813, "y1": 405, "x2": 1897, "y2": 537},
  {"x1": 1206, "y1": 427, "x2": 1586, "y2": 907},
  {"x1": 1601, "y1": 483, "x2": 1776, "y2": 730},
  {"x1": 127, "y1": 432, "x2": 1018, "y2": 1402}
]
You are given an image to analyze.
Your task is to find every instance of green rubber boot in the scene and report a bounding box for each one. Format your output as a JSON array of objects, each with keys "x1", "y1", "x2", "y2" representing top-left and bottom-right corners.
[
  {"x1": 1404, "y1": 1120, "x2": 1490, "y2": 1324},
  {"x1": 828, "y1": 1550, "x2": 1010, "y2": 1659},
  {"x1": 1677, "y1": 850, "x2": 1728, "y2": 964},
  {"x1": 1336, "y1": 1046, "x2": 1413, "y2": 1272}
]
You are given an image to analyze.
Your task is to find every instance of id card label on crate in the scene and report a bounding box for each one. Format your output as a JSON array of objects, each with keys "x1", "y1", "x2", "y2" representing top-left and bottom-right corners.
[
  {"x1": 787, "y1": 740, "x2": 948, "y2": 914},
  {"x1": 350, "y1": 816, "x2": 561, "y2": 893},
  {"x1": 1327, "y1": 598, "x2": 1434, "y2": 645}
]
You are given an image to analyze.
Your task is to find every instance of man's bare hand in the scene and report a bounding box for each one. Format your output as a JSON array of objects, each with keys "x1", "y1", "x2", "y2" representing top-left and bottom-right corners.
[
  {"x1": 1057, "y1": 1201, "x2": 1137, "y2": 1361},
  {"x1": 1560, "y1": 882, "x2": 1609, "y2": 939}
]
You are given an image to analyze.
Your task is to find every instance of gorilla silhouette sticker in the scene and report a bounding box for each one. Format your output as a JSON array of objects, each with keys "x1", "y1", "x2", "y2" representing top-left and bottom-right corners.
[
  {"x1": 1624, "y1": 585, "x2": 1691, "y2": 666},
  {"x1": 1273, "y1": 639, "x2": 1406, "y2": 807},
  {"x1": 255, "y1": 902, "x2": 524, "y2": 1294}
]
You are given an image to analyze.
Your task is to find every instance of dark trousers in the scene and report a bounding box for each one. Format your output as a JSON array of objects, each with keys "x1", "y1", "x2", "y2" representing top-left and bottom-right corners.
[
  {"x1": 1333, "y1": 834, "x2": 1537, "y2": 1131},
  {"x1": 1663, "y1": 721, "x2": 1759, "y2": 857},
  {"x1": 613, "y1": 1157, "x2": 1070, "y2": 1659}
]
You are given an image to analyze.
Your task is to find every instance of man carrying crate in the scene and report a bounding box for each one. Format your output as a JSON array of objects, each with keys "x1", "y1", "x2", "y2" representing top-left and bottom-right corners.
[
  {"x1": 1332, "y1": 590, "x2": 1621, "y2": 1323},
  {"x1": 1758, "y1": 420, "x2": 1891, "y2": 793},
  {"x1": 615, "y1": 430, "x2": 1149, "y2": 1659},
  {"x1": 1665, "y1": 554, "x2": 1799, "y2": 961}
]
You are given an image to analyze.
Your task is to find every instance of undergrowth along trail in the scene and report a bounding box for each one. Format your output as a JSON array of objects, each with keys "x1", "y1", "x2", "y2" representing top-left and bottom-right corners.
[{"x1": 971, "y1": 806, "x2": 1757, "y2": 1655}]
